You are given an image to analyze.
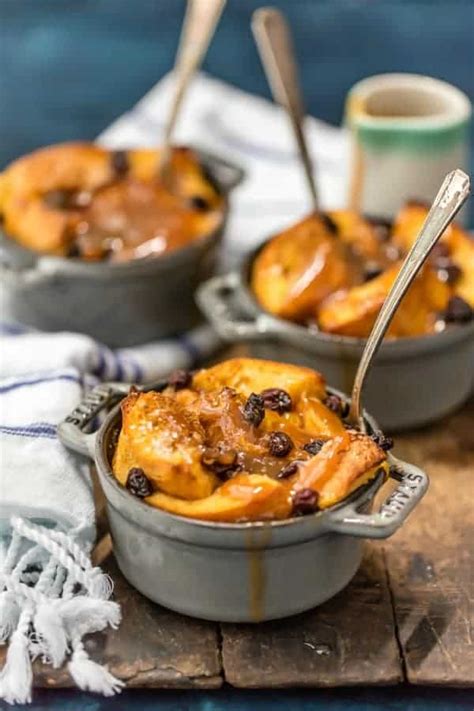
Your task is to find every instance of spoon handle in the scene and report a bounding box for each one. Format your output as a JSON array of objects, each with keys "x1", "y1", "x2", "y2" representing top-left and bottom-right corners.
[
  {"x1": 159, "y1": 0, "x2": 226, "y2": 175},
  {"x1": 349, "y1": 169, "x2": 471, "y2": 428},
  {"x1": 252, "y1": 7, "x2": 318, "y2": 211}
]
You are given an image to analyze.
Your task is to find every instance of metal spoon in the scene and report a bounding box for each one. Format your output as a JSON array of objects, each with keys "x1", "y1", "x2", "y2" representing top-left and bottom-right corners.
[
  {"x1": 349, "y1": 169, "x2": 471, "y2": 429},
  {"x1": 252, "y1": 7, "x2": 318, "y2": 210},
  {"x1": 158, "y1": 0, "x2": 226, "y2": 179}
]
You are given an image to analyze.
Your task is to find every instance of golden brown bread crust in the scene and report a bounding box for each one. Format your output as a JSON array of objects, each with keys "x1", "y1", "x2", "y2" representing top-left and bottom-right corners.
[
  {"x1": 293, "y1": 431, "x2": 386, "y2": 508},
  {"x1": 318, "y1": 263, "x2": 450, "y2": 338},
  {"x1": 0, "y1": 142, "x2": 224, "y2": 259},
  {"x1": 392, "y1": 202, "x2": 474, "y2": 308},
  {"x1": 250, "y1": 214, "x2": 352, "y2": 320},
  {"x1": 250, "y1": 204, "x2": 473, "y2": 338},
  {"x1": 112, "y1": 358, "x2": 387, "y2": 522}
]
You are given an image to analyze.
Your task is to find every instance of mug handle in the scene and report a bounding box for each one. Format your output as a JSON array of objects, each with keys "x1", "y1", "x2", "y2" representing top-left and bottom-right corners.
[
  {"x1": 57, "y1": 382, "x2": 129, "y2": 458},
  {"x1": 325, "y1": 457, "x2": 429, "y2": 539}
]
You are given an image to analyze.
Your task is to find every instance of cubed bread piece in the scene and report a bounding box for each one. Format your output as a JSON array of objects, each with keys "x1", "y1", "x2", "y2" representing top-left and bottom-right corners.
[
  {"x1": 293, "y1": 431, "x2": 386, "y2": 508},
  {"x1": 146, "y1": 473, "x2": 292, "y2": 522},
  {"x1": 317, "y1": 263, "x2": 450, "y2": 338},
  {"x1": 251, "y1": 213, "x2": 352, "y2": 320},
  {"x1": 328, "y1": 210, "x2": 383, "y2": 260},
  {"x1": 113, "y1": 390, "x2": 218, "y2": 500},
  {"x1": 192, "y1": 357, "x2": 327, "y2": 404}
]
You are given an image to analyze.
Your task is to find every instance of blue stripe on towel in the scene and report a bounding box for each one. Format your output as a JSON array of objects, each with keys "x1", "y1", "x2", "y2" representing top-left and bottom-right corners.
[
  {"x1": 0, "y1": 422, "x2": 57, "y2": 439},
  {"x1": 0, "y1": 373, "x2": 81, "y2": 395},
  {"x1": 0, "y1": 322, "x2": 31, "y2": 335},
  {"x1": 178, "y1": 333, "x2": 200, "y2": 366}
]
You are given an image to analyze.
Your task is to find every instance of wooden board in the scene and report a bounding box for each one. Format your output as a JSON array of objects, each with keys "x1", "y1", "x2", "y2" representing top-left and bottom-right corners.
[
  {"x1": 3, "y1": 399, "x2": 472, "y2": 689},
  {"x1": 383, "y1": 397, "x2": 474, "y2": 687},
  {"x1": 221, "y1": 547, "x2": 402, "y2": 687}
]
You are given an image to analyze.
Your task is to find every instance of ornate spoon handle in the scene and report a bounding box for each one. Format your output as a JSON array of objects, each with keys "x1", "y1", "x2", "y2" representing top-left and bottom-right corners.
[
  {"x1": 349, "y1": 169, "x2": 471, "y2": 428},
  {"x1": 252, "y1": 7, "x2": 318, "y2": 210}
]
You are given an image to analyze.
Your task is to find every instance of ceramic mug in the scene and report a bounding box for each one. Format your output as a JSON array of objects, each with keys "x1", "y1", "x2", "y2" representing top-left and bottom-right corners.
[{"x1": 346, "y1": 73, "x2": 471, "y2": 221}]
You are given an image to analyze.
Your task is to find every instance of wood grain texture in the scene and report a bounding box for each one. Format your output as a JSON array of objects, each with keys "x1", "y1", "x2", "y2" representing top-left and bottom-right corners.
[
  {"x1": 221, "y1": 547, "x2": 402, "y2": 687},
  {"x1": 383, "y1": 396, "x2": 474, "y2": 687}
]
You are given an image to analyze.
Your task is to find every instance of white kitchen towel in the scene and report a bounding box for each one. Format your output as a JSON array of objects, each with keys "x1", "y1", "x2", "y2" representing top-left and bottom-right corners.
[
  {"x1": 0, "y1": 367, "x2": 124, "y2": 704},
  {"x1": 0, "y1": 72, "x2": 348, "y2": 704}
]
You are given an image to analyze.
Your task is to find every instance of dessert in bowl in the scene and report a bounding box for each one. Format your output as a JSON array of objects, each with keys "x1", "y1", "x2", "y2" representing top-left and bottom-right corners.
[
  {"x1": 198, "y1": 204, "x2": 474, "y2": 430},
  {"x1": 251, "y1": 202, "x2": 473, "y2": 338},
  {"x1": 59, "y1": 358, "x2": 428, "y2": 621},
  {"x1": 0, "y1": 142, "x2": 243, "y2": 346},
  {"x1": 113, "y1": 358, "x2": 390, "y2": 522}
]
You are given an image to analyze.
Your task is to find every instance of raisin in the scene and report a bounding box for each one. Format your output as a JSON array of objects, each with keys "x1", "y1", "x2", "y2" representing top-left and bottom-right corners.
[
  {"x1": 188, "y1": 195, "x2": 210, "y2": 211},
  {"x1": 303, "y1": 439, "x2": 326, "y2": 456},
  {"x1": 242, "y1": 393, "x2": 265, "y2": 427},
  {"x1": 260, "y1": 388, "x2": 292, "y2": 414},
  {"x1": 168, "y1": 369, "x2": 193, "y2": 390},
  {"x1": 201, "y1": 447, "x2": 240, "y2": 480},
  {"x1": 366, "y1": 216, "x2": 392, "y2": 242},
  {"x1": 444, "y1": 296, "x2": 472, "y2": 323},
  {"x1": 66, "y1": 242, "x2": 81, "y2": 258},
  {"x1": 371, "y1": 431, "x2": 394, "y2": 451},
  {"x1": 363, "y1": 262, "x2": 383, "y2": 282},
  {"x1": 430, "y1": 242, "x2": 451, "y2": 261},
  {"x1": 292, "y1": 488, "x2": 319, "y2": 516},
  {"x1": 324, "y1": 394, "x2": 349, "y2": 418},
  {"x1": 126, "y1": 468, "x2": 152, "y2": 498},
  {"x1": 435, "y1": 259, "x2": 462, "y2": 285},
  {"x1": 44, "y1": 189, "x2": 71, "y2": 210},
  {"x1": 385, "y1": 244, "x2": 403, "y2": 261},
  {"x1": 268, "y1": 431, "x2": 294, "y2": 458},
  {"x1": 319, "y1": 212, "x2": 339, "y2": 235},
  {"x1": 277, "y1": 460, "x2": 301, "y2": 479},
  {"x1": 111, "y1": 150, "x2": 129, "y2": 176}
]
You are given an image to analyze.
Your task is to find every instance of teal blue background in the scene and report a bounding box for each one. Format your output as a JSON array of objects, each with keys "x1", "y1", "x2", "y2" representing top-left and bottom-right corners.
[{"x1": 1, "y1": 0, "x2": 473, "y2": 169}]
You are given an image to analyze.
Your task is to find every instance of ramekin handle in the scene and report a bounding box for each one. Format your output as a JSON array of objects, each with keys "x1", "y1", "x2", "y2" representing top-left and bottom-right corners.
[
  {"x1": 57, "y1": 382, "x2": 129, "y2": 458},
  {"x1": 197, "y1": 272, "x2": 291, "y2": 341},
  {"x1": 0, "y1": 257, "x2": 56, "y2": 287},
  {"x1": 326, "y1": 460, "x2": 429, "y2": 539}
]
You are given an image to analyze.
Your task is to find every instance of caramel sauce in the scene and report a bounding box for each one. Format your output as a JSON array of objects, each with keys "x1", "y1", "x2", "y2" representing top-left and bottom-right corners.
[
  {"x1": 245, "y1": 528, "x2": 273, "y2": 622},
  {"x1": 69, "y1": 178, "x2": 222, "y2": 261},
  {"x1": 295, "y1": 433, "x2": 352, "y2": 492}
]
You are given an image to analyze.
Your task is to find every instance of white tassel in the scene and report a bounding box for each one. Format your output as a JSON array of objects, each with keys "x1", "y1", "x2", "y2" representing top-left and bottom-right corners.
[
  {"x1": 68, "y1": 640, "x2": 124, "y2": 697},
  {"x1": 0, "y1": 593, "x2": 20, "y2": 644},
  {"x1": 87, "y1": 570, "x2": 114, "y2": 600},
  {"x1": 61, "y1": 598, "x2": 121, "y2": 638},
  {"x1": 34, "y1": 602, "x2": 68, "y2": 668},
  {"x1": 0, "y1": 614, "x2": 33, "y2": 705}
]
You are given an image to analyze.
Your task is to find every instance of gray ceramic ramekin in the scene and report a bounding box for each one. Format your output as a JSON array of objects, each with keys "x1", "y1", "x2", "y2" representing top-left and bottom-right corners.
[
  {"x1": 197, "y1": 253, "x2": 474, "y2": 431},
  {"x1": 0, "y1": 151, "x2": 244, "y2": 348},
  {"x1": 58, "y1": 381, "x2": 428, "y2": 623}
]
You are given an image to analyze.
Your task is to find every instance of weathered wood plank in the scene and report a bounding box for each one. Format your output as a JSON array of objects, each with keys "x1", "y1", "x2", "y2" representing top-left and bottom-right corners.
[
  {"x1": 221, "y1": 547, "x2": 402, "y2": 687},
  {"x1": 2, "y1": 557, "x2": 222, "y2": 689},
  {"x1": 383, "y1": 397, "x2": 474, "y2": 687}
]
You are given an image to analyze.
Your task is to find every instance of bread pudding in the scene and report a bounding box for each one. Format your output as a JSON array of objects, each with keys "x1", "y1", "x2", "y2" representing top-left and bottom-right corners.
[
  {"x1": 112, "y1": 358, "x2": 389, "y2": 523},
  {"x1": 251, "y1": 204, "x2": 474, "y2": 338},
  {"x1": 0, "y1": 142, "x2": 225, "y2": 262}
]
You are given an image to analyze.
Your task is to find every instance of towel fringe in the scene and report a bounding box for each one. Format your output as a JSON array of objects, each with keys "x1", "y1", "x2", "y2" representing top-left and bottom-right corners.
[
  {"x1": 33, "y1": 602, "x2": 68, "y2": 669},
  {"x1": 68, "y1": 638, "x2": 124, "y2": 697},
  {"x1": 0, "y1": 607, "x2": 33, "y2": 705},
  {"x1": 0, "y1": 593, "x2": 20, "y2": 645},
  {"x1": 0, "y1": 517, "x2": 123, "y2": 705}
]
